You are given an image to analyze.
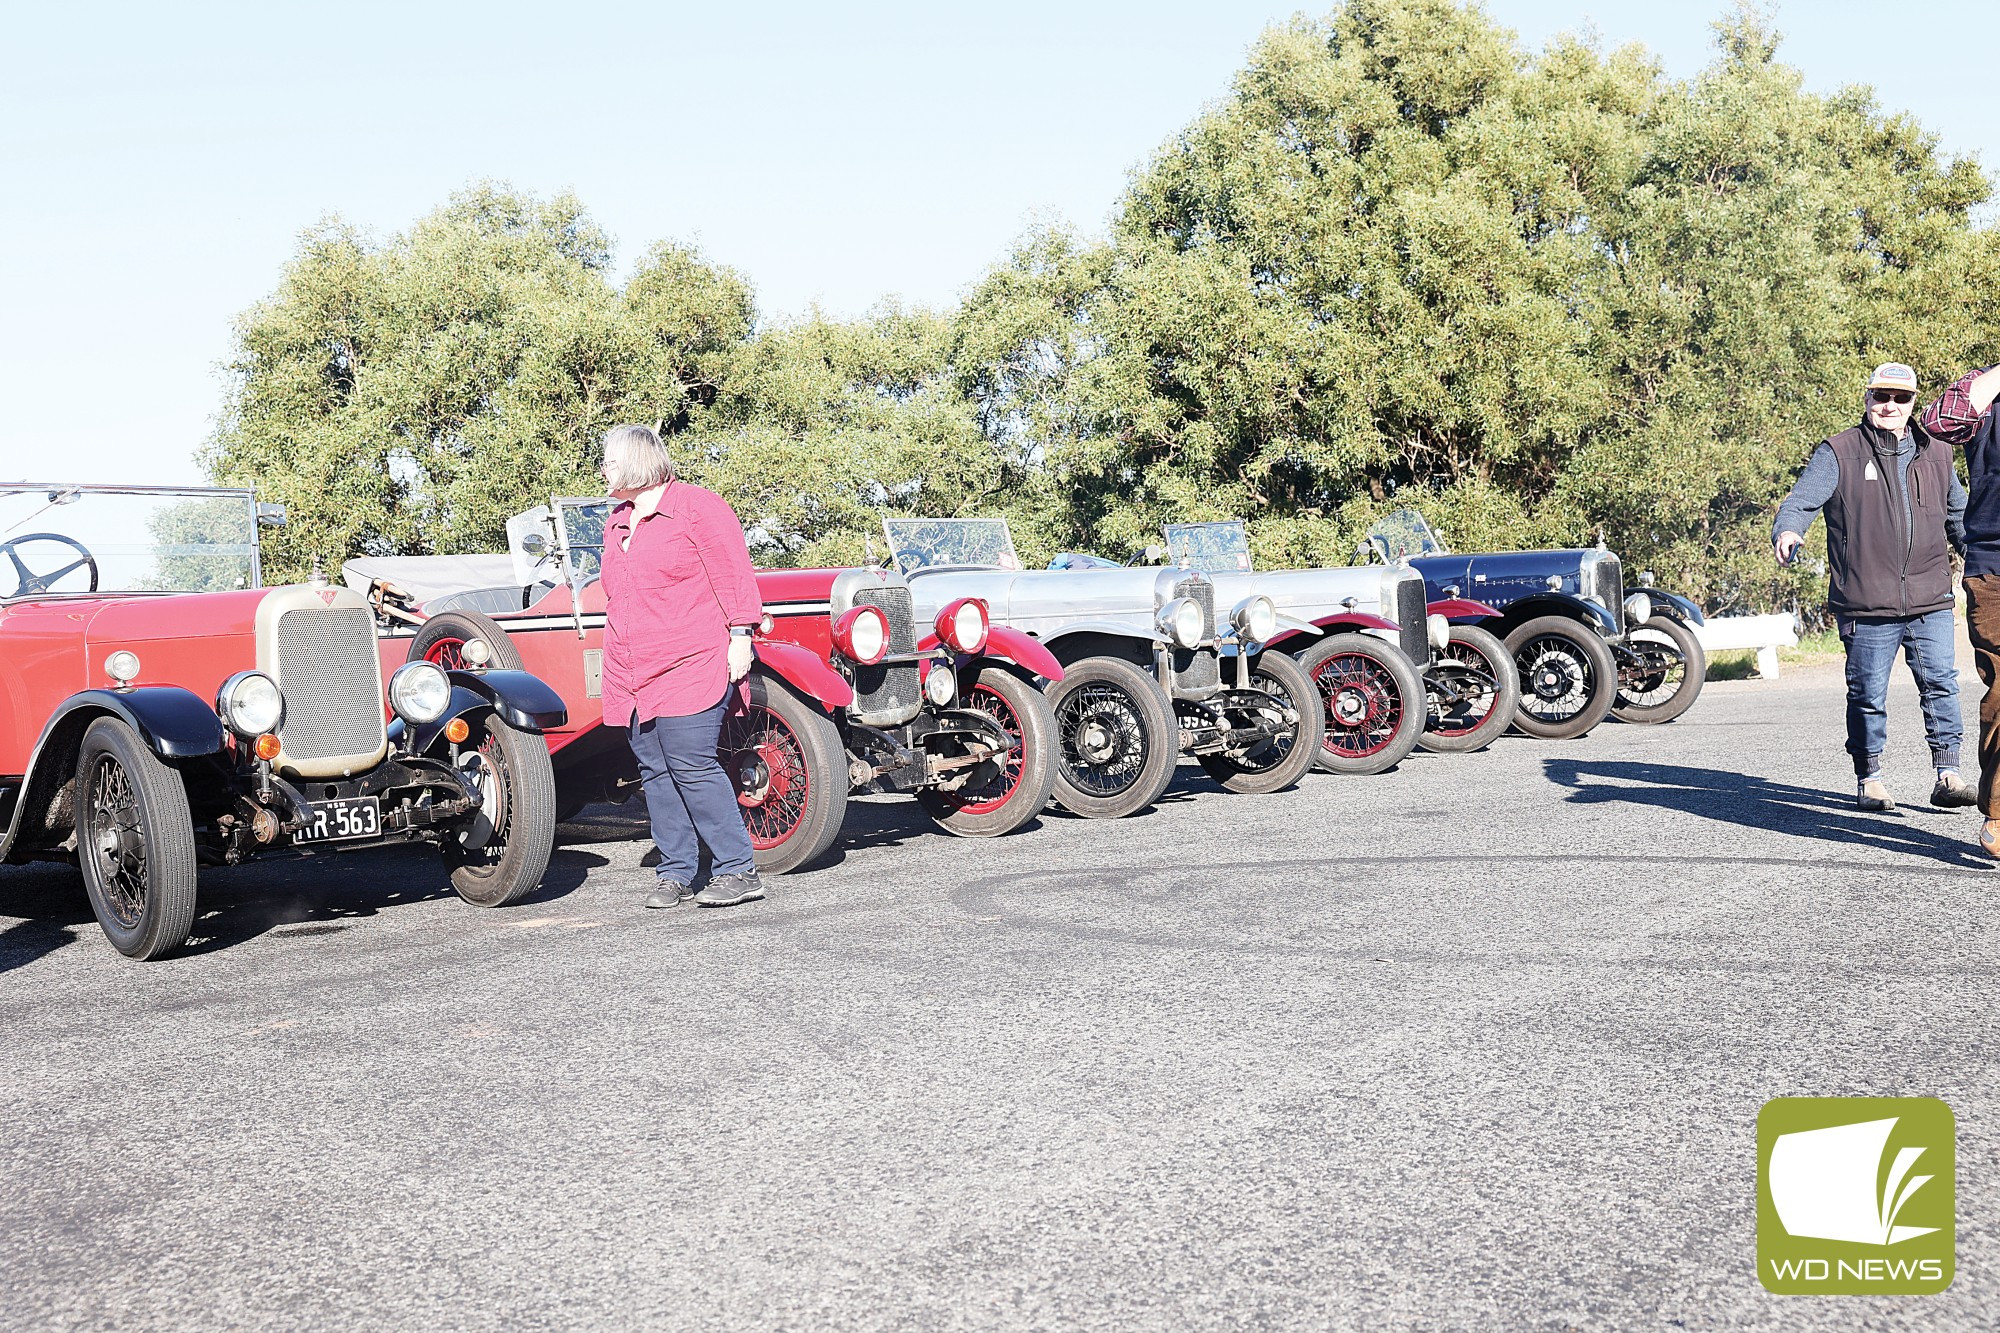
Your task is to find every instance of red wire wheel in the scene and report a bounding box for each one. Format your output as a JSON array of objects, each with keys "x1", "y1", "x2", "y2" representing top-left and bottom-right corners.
[
  {"x1": 1294, "y1": 631, "x2": 1424, "y2": 776},
  {"x1": 719, "y1": 704, "x2": 812, "y2": 850},
  {"x1": 938, "y1": 682, "x2": 1024, "y2": 816},
  {"x1": 918, "y1": 667, "x2": 1060, "y2": 837}
]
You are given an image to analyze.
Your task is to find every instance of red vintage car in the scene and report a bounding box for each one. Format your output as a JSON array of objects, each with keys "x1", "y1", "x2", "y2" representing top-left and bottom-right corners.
[
  {"x1": 0, "y1": 483, "x2": 568, "y2": 960},
  {"x1": 348, "y1": 497, "x2": 1064, "y2": 876}
]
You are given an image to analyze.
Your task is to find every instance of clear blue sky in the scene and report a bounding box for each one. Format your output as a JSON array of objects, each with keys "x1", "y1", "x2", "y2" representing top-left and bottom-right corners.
[{"x1": 2, "y1": 1, "x2": 1991, "y2": 486}]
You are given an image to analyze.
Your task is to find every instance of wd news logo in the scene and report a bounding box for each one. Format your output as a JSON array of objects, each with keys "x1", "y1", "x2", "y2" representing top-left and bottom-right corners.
[{"x1": 1757, "y1": 1097, "x2": 1955, "y2": 1295}]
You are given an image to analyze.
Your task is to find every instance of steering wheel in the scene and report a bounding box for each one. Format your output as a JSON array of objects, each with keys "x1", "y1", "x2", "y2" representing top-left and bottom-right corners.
[{"x1": 0, "y1": 532, "x2": 100, "y2": 598}]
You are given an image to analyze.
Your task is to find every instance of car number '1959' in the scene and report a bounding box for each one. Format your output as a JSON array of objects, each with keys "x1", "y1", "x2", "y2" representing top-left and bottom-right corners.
[{"x1": 295, "y1": 796, "x2": 381, "y2": 844}]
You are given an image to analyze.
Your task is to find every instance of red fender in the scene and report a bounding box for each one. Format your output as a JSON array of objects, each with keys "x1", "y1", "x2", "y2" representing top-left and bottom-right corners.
[
  {"x1": 752, "y1": 640, "x2": 853, "y2": 709},
  {"x1": 981, "y1": 625, "x2": 1064, "y2": 681},
  {"x1": 1428, "y1": 597, "x2": 1499, "y2": 622},
  {"x1": 1266, "y1": 610, "x2": 1401, "y2": 652}
]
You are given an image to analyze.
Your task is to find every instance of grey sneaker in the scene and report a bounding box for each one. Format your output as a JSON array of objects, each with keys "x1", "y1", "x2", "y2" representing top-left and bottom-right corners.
[
  {"x1": 644, "y1": 879, "x2": 695, "y2": 909},
  {"x1": 1931, "y1": 772, "x2": 1978, "y2": 809},
  {"x1": 1857, "y1": 778, "x2": 1895, "y2": 812},
  {"x1": 693, "y1": 870, "x2": 766, "y2": 908}
]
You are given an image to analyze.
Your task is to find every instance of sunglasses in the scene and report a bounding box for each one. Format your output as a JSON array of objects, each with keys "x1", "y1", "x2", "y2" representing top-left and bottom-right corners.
[{"x1": 1869, "y1": 388, "x2": 1914, "y2": 404}]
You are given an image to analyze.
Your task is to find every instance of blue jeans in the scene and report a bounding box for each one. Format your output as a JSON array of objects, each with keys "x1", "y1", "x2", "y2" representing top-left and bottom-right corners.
[
  {"x1": 1837, "y1": 609, "x2": 1962, "y2": 777},
  {"x1": 626, "y1": 697, "x2": 756, "y2": 885}
]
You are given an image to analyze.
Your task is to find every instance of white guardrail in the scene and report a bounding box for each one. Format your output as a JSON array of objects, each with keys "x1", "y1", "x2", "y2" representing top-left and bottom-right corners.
[{"x1": 1690, "y1": 613, "x2": 1800, "y2": 681}]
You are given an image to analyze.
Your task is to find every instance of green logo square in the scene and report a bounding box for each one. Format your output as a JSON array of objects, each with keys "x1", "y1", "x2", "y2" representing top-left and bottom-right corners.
[{"x1": 1757, "y1": 1097, "x2": 1955, "y2": 1294}]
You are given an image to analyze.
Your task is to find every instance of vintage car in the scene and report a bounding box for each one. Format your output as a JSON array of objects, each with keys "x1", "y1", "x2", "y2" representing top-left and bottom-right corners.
[
  {"x1": 884, "y1": 517, "x2": 1335, "y2": 818},
  {"x1": 0, "y1": 483, "x2": 567, "y2": 960},
  {"x1": 1356, "y1": 510, "x2": 1707, "y2": 740},
  {"x1": 1151, "y1": 521, "x2": 1519, "y2": 756},
  {"x1": 348, "y1": 496, "x2": 1063, "y2": 876}
]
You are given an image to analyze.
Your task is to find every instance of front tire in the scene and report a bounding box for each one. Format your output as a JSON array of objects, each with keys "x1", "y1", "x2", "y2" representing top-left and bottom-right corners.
[
  {"x1": 75, "y1": 717, "x2": 199, "y2": 960},
  {"x1": 1196, "y1": 650, "x2": 1325, "y2": 793},
  {"x1": 919, "y1": 668, "x2": 1059, "y2": 836},
  {"x1": 1613, "y1": 616, "x2": 1707, "y2": 724},
  {"x1": 1505, "y1": 615, "x2": 1617, "y2": 740},
  {"x1": 443, "y1": 718, "x2": 558, "y2": 907},
  {"x1": 1295, "y1": 632, "x2": 1425, "y2": 775},
  {"x1": 1046, "y1": 656, "x2": 1178, "y2": 818},
  {"x1": 720, "y1": 671, "x2": 847, "y2": 874},
  {"x1": 1418, "y1": 624, "x2": 1521, "y2": 754},
  {"x1": 408, "y1": 609, "x2": 524, "y2": 671}
]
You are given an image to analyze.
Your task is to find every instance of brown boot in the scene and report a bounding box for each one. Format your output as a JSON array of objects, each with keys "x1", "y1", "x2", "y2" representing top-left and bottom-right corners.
[
  {"x1": 1932, "y1": 772, "x2": 1978, "y2": 809},
  {"x1": 1856, "y1": 778, "x2": 1895, "y2": 812},
  {"x1": 1980, "y1": 820, "x2": 2000, "y2": 860}
]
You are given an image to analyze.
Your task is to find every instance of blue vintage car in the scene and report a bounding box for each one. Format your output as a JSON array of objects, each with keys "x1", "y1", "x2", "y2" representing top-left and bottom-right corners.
[{"x1": 1357, "y1": 510, "x2": 1706, "y2": 740}]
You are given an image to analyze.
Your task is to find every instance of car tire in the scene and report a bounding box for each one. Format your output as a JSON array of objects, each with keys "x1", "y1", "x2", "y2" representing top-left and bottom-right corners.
[
  {"x1": 1612, "y1": 615, "x2": 1707, "y2": 724},
  {"x1": 1046, "y1": 656, "x2": 1178, "y2": 818},
  {"x1": 1418, "y1": 624, "x2": 1522, "y2": 754},
  {"x1": 408, "y1": 609, "x2": 524, "y2": 671},
  {"x1": 721, "y1": 670, "x2": 848, "y2": 875},
  {"x1": 1295, "y1": 632, "x2": 1425, "y2": 775},
  {"x1": 1505, "y1": 615, "x2": 1617, "y2": 740},
  {"x1": 1196, "y1": 649, "x2": 1325, "y2": 793},
  {"x1": 919, "y1": 668, "x2": 1060, "y2": 836},
  {"x1": 443, "y1": 717, "x2": 558, "y2": 907},
  {"x1": 74, "y1": 717, "x2": 199, "y2": 960}
]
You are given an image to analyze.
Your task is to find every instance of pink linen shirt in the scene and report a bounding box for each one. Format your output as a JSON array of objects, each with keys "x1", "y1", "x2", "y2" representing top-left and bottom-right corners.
[{"x1": 599, "y1": 481, "x2": 762, "y2": 725}]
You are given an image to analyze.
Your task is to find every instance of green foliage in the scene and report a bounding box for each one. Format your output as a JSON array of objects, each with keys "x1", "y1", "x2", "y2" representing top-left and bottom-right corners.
[{"x1": 211, "y1": 6, "x2": 2000, "y2": 620}]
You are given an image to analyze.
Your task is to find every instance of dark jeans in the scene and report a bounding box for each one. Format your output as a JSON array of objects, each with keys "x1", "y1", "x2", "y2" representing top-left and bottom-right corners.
[
  {"x1": 1962, "y1": 576, "x2": 2000, "y2": 815},
  {"x1": 626, "y1": 696, "x2": 755, "y2": 885},
  {"x1": 1836, "y1": 608, "x2": 1961, "y2": 778}
]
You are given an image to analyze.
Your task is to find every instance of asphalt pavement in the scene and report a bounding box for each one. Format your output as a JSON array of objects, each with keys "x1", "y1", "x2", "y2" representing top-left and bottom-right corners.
[{"x1": 1, "y1": 657, "x2": 1994, "y2": 1331}]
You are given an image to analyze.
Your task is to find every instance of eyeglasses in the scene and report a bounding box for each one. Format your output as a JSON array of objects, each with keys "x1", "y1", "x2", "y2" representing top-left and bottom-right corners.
[{"x1": 1869, "y1": 389, "x2": 1914, "y2": 404}]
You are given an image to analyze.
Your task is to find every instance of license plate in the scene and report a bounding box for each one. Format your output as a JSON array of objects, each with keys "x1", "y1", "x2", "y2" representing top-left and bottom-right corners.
[{"x1": 295, "y1": 796, "x2": 382, "y2": 844}]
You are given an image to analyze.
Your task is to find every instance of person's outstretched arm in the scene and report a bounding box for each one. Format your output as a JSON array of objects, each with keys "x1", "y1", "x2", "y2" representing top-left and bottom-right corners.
[
  {"x1": 1773, "y1": 442, "x2": 1838, "y2": 564},
  {"x1": 1921, "y1": 365, "x2": 2000, "y2": 444}
]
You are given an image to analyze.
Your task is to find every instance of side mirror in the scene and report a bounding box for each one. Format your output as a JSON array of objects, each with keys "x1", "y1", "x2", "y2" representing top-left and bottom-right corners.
[{"x1": 256, "y1": 503, "x2": 288, "y2": 528}]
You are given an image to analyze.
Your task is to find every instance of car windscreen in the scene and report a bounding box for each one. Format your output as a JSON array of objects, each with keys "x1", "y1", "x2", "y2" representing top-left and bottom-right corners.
[
  {"x1": 1161, "y1": 521, "x2": 1254, "y2": 574},
  {"x1": 0, "y1": 486, "x2": 259, "y2": 598},
  {"x1": 1361, "y1": 508, "x2": 1446, "y2": 563},
  {"x1": 883, "y1": 518, "x2": 1022, "y2": 574}
]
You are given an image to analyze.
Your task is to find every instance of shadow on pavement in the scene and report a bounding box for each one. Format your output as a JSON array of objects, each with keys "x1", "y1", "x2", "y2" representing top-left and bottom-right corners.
[{"x1": 1543, "y1": 758, "x2": 1991, "y2": 870}]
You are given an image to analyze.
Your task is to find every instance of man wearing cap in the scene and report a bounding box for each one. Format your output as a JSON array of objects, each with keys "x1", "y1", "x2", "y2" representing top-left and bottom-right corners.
[
  {"x1": 1774, "y1": 363, "x2": 1973, "y2": 812},
  {"x1": 1921, "y1": 361, "x2": 2000, "y2": 853}
]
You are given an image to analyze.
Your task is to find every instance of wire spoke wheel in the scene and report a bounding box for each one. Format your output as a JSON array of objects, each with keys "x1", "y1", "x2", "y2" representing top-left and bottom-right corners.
[
  {"x1": 721, "y1": 705, "x2": 812, "y2": 849},
  {"x1": 1516, "y1": 637, "x2": 1595, "y2": 722},
  {"x1": 85, "y1": 754, "x2": 149, "y2": 929},
  {"x1": 1617, "y1": 642, "x2": 1683, "y2": 708},
  {"x1": 1428, "y1": 646, "x2": 1500, "y2": 736},
  {"x1": 1313, "y1": 652, "x2": 1402, "y2": 760},
  {"x1": 943, "y1": 682, "x2": 1026, "y2": 815},
  {"x1": 1612, "y1": 617, "x2": 1707, "y2": 725},
  {"x1": 424, "y1": 636, "x2": 469, "y2": 670},
  {"x1": 74, "y1": 717, "x2": 199, "y2": 959},
  {"x1": 1055, "y1": 683, "x2": 1151, "y2": 797},
  {"x1": 1196, "y1": 651, "x2": 1323, "y2": 794}
]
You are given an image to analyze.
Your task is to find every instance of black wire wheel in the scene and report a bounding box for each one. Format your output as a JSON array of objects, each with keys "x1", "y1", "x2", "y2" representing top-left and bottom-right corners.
[
  {"x1": 1504, "y1": 615, "x2": 1617, "y2": 740},
  {"x1": 1196, "y1": 650, "x2": 1325, "y2": 794},
  {"x1": 1612, "y1": 616, "x2": 1707, "y2": 724},
  {"x1": 1046, "y1": 656, "x2": 1178, "y2": 818},
  {"x1": 74, "y1": 717, "x2": 199, "y2": 960},
  {"x1": 441, "y1": 716, "x2": 557, "y2": 907},
  {"x1": 1417, "y1": 624, "x2": 1522, "y2": 754}
]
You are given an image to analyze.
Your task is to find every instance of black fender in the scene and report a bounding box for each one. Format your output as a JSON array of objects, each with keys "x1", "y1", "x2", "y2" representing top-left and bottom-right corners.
[
  {"x1": 444, "y1": 669, "x2": 567, "y2": 732},
  {"x1": 1, "y1": 687, "x2": 224, "y2": 861},
  {"x1": 1640, "y1": 590, "x2": 1706, "y2": 627},
  {"x1": 1492, "y1": 592, "x2": 1619, "y2": 638}
]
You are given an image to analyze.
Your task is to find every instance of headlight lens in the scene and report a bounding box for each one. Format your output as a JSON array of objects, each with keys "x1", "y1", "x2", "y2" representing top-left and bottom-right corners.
[
  {"x1": 833, "y1": 605, "x2": 890, "y2": 665},
  {"x1": 1624, "y1": 592, "x2": 1652, "y2": 626},
  {"x1": 1232, "y1": 595, "x2": 1277, "y2": 644},
  {"x1": 217, "y1": 670, "x2": 284, "y2": 736},
  {"x1": 461, "y1": 637, "x2": 492, "y2": 668},
  {"x1": 925, "y1": 663, "x2": 956, "y2": 707},
  {"x1": 1159, "y1": 596, "x2": 1204, "y2": 650},
  {"x1": 1427, "y1": 613, "x2": 1450, "y2": 652},
  {"x1": 937, "y1": 598, "x2": 990, "y2": 654},
  {"x1": 389, "y1": 661, "x2": 452, "y2": 724}
]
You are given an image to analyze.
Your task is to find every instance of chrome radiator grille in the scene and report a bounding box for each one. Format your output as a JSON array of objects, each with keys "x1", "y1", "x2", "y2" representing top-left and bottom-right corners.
[
  {"x1": 276, "y1": 606, "x2": 386, "y2": 763},
  {"x1": 1589, "y1": 556, "x2": 1625, "y2": 634},
  {"x1": 1169, "y1": 575, "x2": 1220, "y2": 696},
  {"x1": 850, "y1": 583, "x2": 920, "y2": 725},
  {"x1": 1394, "y1": 575, "x2": 1428, "y2": 666}
]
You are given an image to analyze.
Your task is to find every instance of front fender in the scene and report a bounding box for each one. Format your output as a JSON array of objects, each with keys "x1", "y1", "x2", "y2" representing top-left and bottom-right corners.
[
  {"x1": 1642, "y1": 590, "x2": 1706, "y2": 626},
  {"x1": 445, "y1": 669, "x2": 568, "y2": 732},
  {"x1": 1501, "y1": 592, "x2": 1619, "y2": 637},
  {"x1": 979, "y1": 625, "x2": 1064, "y2": 681},
  {"x1": 752, "y1": 640, "x2": 854, "y2": 710},
  {"x1": 1266, "y1": 611, "x2": 1397, "y2": 653},
  {"x1": 1427, "y1": 597, "x2": 1500, "y2": 623},
  {"x1": 1039, "y1": 620, "x2": 1172, "y2": 647}
]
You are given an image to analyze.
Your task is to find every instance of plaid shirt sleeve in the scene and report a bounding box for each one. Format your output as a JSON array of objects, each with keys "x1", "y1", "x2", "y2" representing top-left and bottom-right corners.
[{"x1": 1920, "y1": 366, "x2": 1994, "y2": 443}]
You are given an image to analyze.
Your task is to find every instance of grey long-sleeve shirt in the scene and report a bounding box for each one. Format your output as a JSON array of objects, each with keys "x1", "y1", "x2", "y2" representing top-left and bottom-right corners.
[{"x1": 1773, "y1": 434, "x2": 1967, "y2": 553}]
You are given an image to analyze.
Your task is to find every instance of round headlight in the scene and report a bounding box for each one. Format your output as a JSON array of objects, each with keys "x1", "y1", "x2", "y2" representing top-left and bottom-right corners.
[
  {"x1": 389, "y1": 660, "x2": 452, "y2": 725},
  {"x1": 461, "y1": 637, "x2": 492, "y2": 668},
  {"x1": 833, "y1": 605, "x2": 890, "y2": 665},
  {"x1": 925, "y1": 663, "x2": 956, "y2": 707},
  {"x1": 1158, "y1": 597, "x2": 1204, "y2": 650},
  {"x1": 1624, "y1": 592, "x2": 1653, "y2": 626},
  {"x1": 218, "y1": 670, "x2": 284, "y2": 737},
  {"x1": 1427, "y1": 613, "x2": 1450, "y2": 653},
  {"x1": 104, "y1": 650, "x2": 141, "y2": 685},
  {"x1": 1231, "y1": 595, "x2": 1277, "y2": 644},
  {"x1": 938, "y1": 598, "x2": 989, "y2": 654}
]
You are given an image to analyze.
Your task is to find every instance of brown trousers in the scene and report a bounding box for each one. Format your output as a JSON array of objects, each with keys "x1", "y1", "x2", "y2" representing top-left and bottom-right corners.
[{"x1": 1962, "y1": 575, "x2": 2000, "y2": 815}]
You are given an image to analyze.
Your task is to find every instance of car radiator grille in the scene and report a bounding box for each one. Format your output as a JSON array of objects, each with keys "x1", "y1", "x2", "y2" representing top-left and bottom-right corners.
[
  {"x1": 850, "y1": 583, "x2": 920, "y2": 725},
  {"x1": 276, "y1": 606, "x2": 386, "y2": 763},
  {"x1": 1394, "y1": 576, "x2": 1428, "y2": 666},
  {"x1": 1590, "y1": 556, "x2": 1625, "y2": 634},
  {"x1": 1170, "y1": 576, "x2": 1220, "y2": 696}
]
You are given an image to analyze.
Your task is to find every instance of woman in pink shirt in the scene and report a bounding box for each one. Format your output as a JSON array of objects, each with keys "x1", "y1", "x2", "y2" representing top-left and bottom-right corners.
[{"x1": 599, "y1": 424, "x2": 766, "y2": 908}]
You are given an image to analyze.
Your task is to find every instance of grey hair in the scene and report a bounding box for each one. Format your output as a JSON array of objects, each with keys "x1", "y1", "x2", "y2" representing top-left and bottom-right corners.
[{"x1": 601, "y1": 423, "x2": 676, "y2": 491}]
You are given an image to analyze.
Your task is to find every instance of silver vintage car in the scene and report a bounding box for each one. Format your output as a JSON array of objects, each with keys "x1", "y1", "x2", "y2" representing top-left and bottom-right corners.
[{"x1": 884, "y1": 517, "x2": 1326, "y2": 819}]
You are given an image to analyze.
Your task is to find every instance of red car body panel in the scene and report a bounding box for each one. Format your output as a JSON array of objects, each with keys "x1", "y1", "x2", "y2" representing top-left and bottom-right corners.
[{"x1": 1428, "y1": 597, "x2": 1501, "y2": 622}]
